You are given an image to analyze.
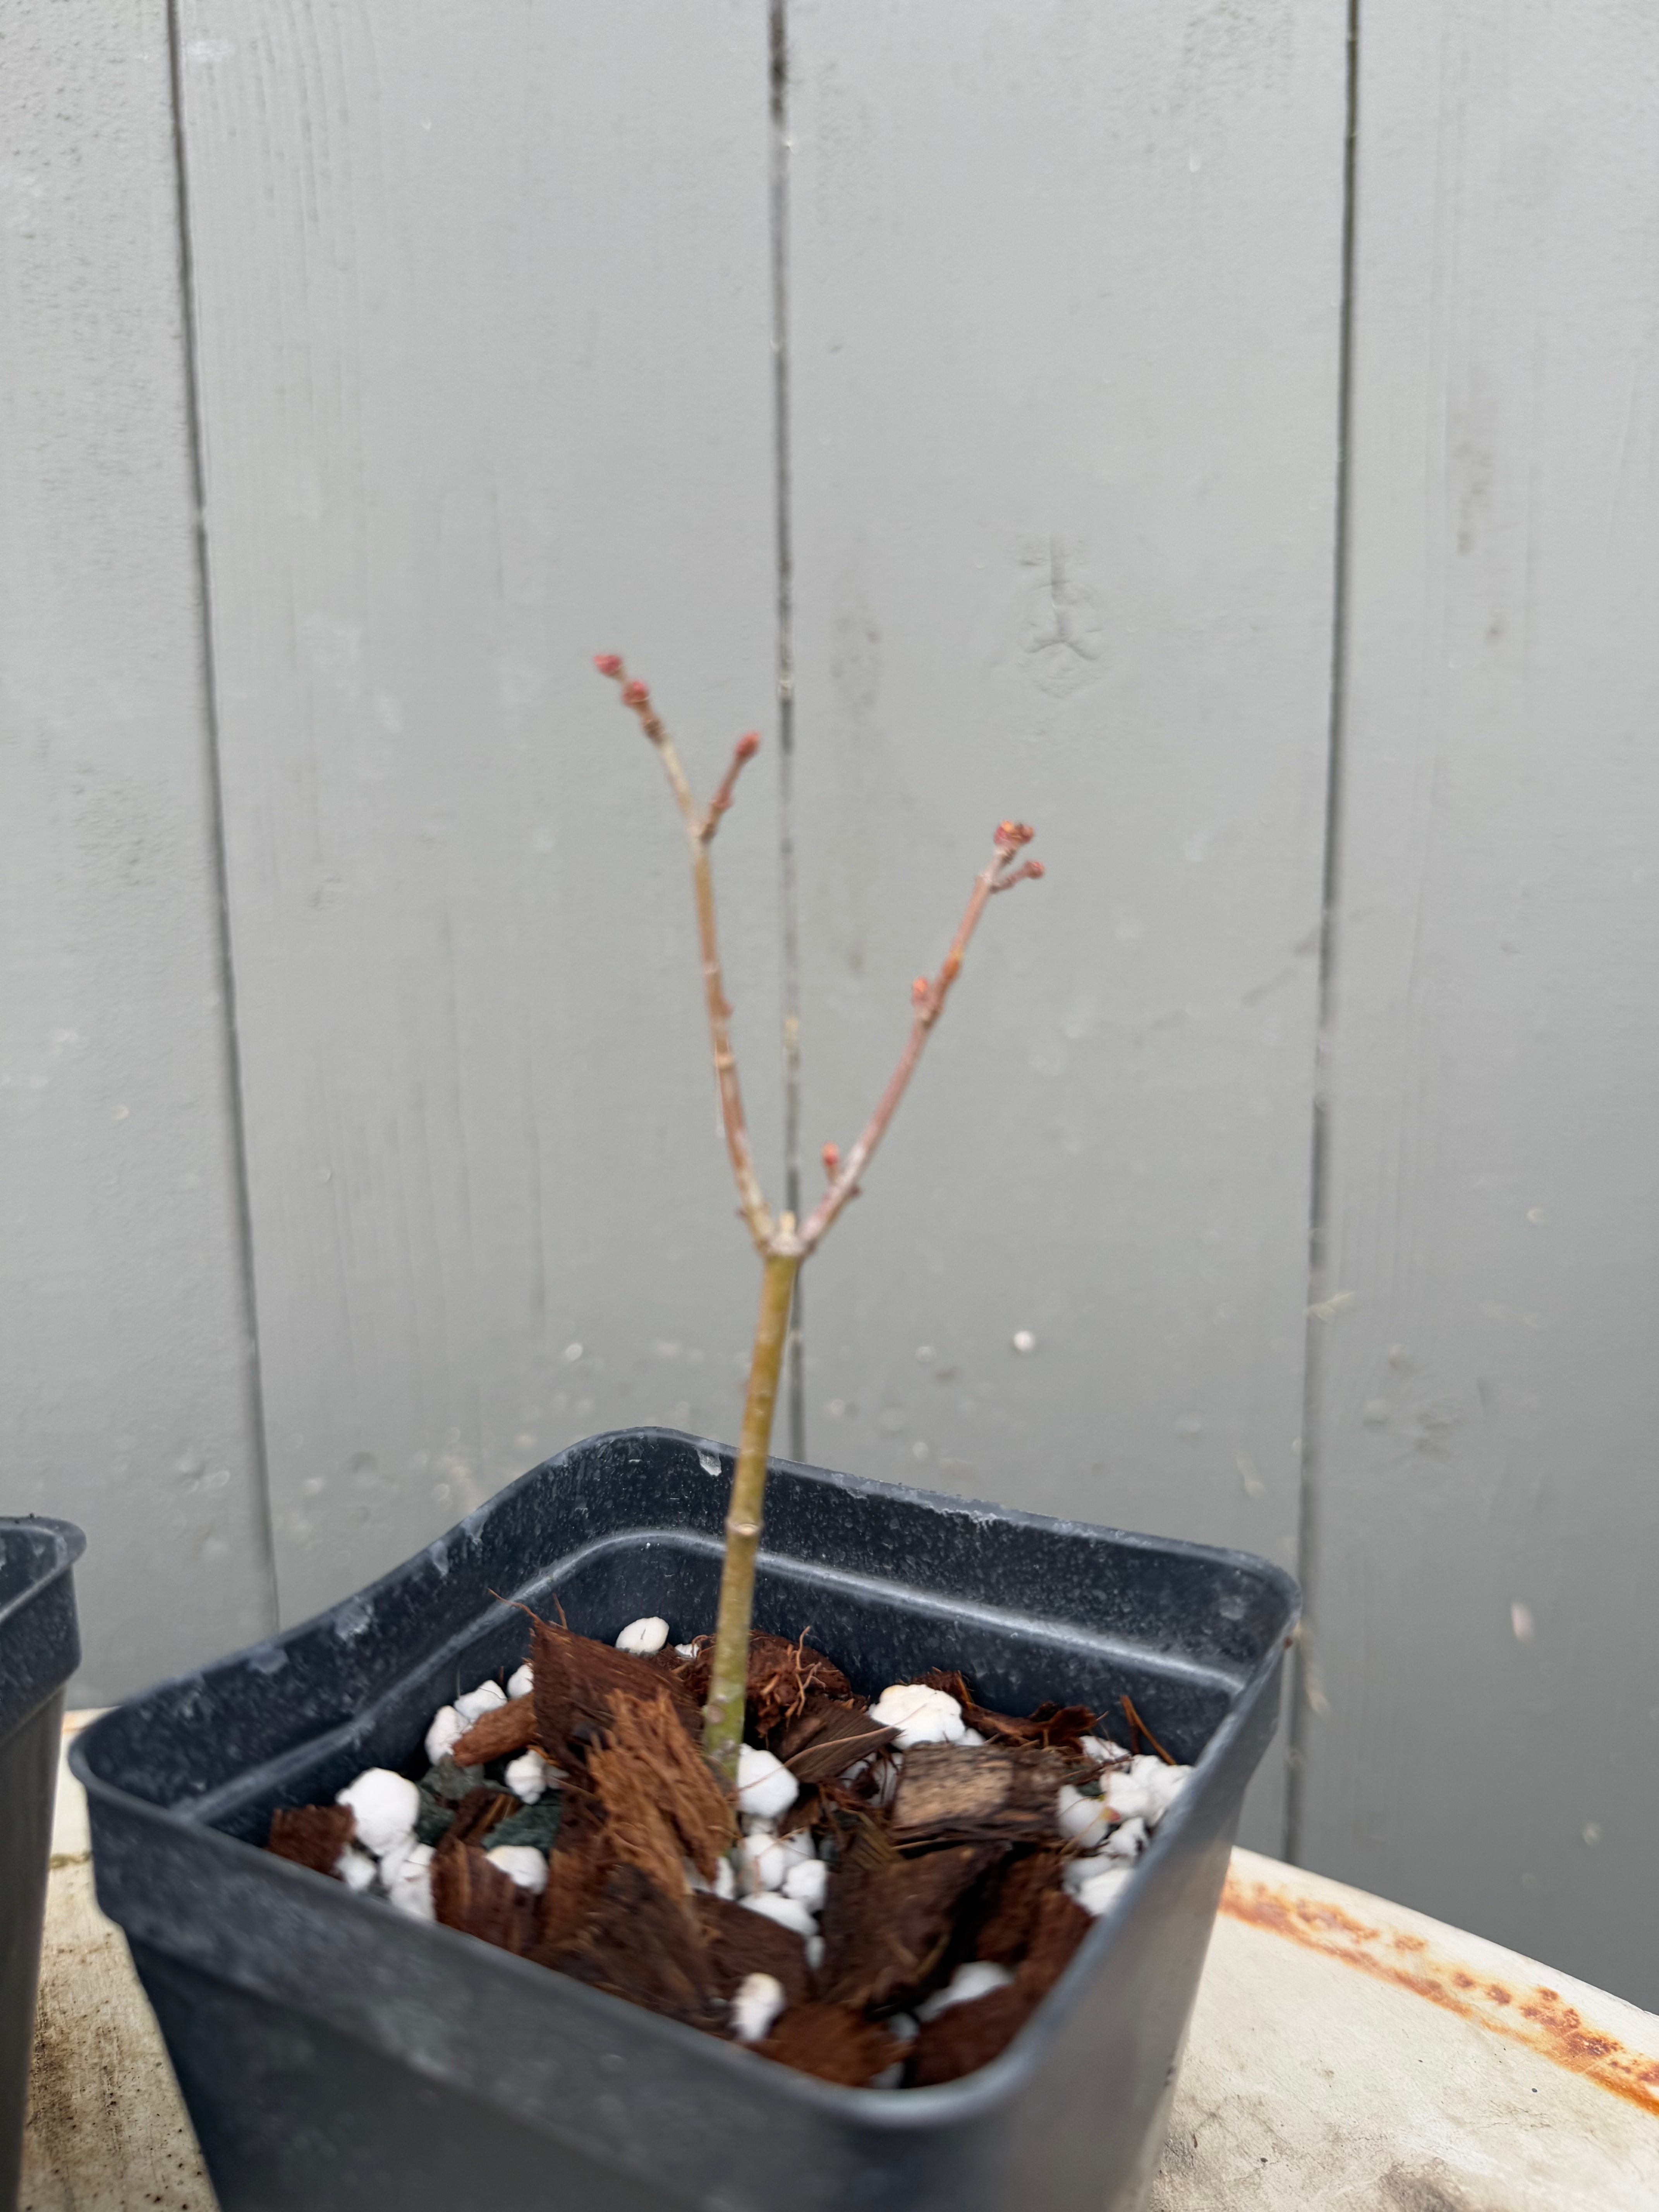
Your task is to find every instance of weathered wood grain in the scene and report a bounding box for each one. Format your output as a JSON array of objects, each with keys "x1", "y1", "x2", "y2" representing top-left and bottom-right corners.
[
  {"x1": 1299, "y1": 0, "x2": 1659, "y2": 2006},
  {"x1": 175, "y1": 1, "x2": 781, "y2": 1621},
  {"x1": 785, "y1": 0, "x2": 1349, "y2": 1848},
  {"x1": 0, "y1": 0, "x2": 274, "y2": 1695}
]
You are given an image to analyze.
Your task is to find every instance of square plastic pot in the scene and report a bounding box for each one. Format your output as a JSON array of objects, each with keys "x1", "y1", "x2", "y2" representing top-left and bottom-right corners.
[
  {"x1": 76, "y1": 1429, "x2": 1296, "y2": 2212},
  {"x1": 0, "y1": 1516, "x2": 84, "y2": 2212}
]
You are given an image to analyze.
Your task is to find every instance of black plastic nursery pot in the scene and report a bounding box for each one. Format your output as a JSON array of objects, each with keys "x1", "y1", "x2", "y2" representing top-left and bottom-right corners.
[
  {"x1": 76, "y1": 1430, "x2": 1296, "y2": 2212},
  {"x1": 0, "y1": 1516, "x2": 84, "y2": 2211}
]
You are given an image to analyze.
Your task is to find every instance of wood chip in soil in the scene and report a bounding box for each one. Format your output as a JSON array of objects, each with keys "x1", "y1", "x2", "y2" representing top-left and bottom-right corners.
[
  {"x1": 817, "y1": 1843, "x2": 1000, "y2": 2011},
  {"x1": 911, "y1": 1886, "x2": 1094, "y2": 2085},
  {"x1": 588, "y1": 1683, "x2": 735, "y2": 1892},
  {"x1": 758, "y1": 2003, "x2": 897, "y2": 2088},
  {"x1": 1017, "y1": 1887, "x2": 1092, "y2": 1996},
  {"x1": 443, "y1": 1784, "x2": 519, "y2": 1850},
  {"x1": 908, "y1": 1982, "x2": 1041, "y2": 2087},
  {"x1": 694, "y1": 1893, "x2": 811, "y2": 2008},
  {"x1": 531, "y1": 1807, "x2": 615, "y2": 1961},
  {"x1": 266, "y1": 1803, "x2": 353, "y2": 1874},
  {"x1": 432, "y1": 1842, "x2": 538, "y2": 1956},
  {"x1": 970, "y1": 1846, "x2": 1067, "y2": 1966},
  {"x1": 774, "y1": 1693, "x2": 897, "y2": 1786},
  {"x1": 889, "y1": 1743, "x2": 1066, "y2": 1845},
  {"x1": 555, "y1": 1864, "x2": 725, "y2": 2032},
  {"x1": 677, "y1": 1632, "x2": 852, "y2": 1734},
  {"x1": 531, "y1": 1616, "x2": 698, "y2": 1761},
  {"x1": 450, "y1": 1692, "x2": 537, "y2": 1766},
  {"x1": 917, "y1": 1668, "x2": 1096, "y2": 1753}
]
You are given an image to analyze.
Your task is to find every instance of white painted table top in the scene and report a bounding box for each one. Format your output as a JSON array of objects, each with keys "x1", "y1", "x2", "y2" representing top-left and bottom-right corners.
[{"x1": 25, "y1": 1717, "x2": 1659, "y2": 2209}]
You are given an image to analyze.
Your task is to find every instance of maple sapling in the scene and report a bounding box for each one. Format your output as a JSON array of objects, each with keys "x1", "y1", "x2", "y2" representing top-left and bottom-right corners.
[{"x1": 596, "y1": 655, "x2": 1044, "y2": 1786}]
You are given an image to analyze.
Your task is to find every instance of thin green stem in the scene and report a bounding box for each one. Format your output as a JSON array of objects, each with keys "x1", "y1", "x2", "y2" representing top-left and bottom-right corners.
[{"x1": 702, "y1": 1247, "x2": 802, "y2": 1779}]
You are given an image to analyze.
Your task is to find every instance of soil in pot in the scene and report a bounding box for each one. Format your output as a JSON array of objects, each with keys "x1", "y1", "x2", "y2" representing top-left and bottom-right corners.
[{"x1": 265, "y1": 1608, "x2": 1192, "y2": 2090}]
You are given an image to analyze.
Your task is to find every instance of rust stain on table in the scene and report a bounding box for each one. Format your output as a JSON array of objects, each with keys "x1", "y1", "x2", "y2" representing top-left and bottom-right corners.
[{"x1": 1221, "y1": 1865, "x2": 1659, "y2": 2116}]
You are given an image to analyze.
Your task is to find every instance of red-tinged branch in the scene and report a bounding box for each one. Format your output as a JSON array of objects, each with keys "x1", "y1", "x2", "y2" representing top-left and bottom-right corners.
[
  {"x1": 597, "y1": 657, "x2": 774, "y2": 1252},
  {"x1": 702, "y1": 731, "x2": 761, "y2": 844},
  {"x1": 797, "y1": 823, "x2": 1043, "y2": 1255}
]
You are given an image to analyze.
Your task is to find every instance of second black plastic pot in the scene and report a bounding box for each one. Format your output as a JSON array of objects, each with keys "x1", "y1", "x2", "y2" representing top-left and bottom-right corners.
[
  {"x1": 77, "y1": 1430, "x2": 1296, "y2": 2212},
  {"x1": 0, "y1": 1516, "x2": 84, "y2": 2212}
]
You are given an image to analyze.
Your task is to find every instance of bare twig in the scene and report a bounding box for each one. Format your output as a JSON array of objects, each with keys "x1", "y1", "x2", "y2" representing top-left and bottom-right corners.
[
  {"x1": 595, "y1": 657, "x2": 773, "y2": 1252},
  {"x1": 797, "y1": 823, "x2": 1043, "y2": 1254}
]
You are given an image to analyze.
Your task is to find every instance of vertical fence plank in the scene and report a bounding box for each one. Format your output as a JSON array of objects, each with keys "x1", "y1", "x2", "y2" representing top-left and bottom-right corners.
[
  {"x1": 177, "y1": 1, "x2": 780, "y2": 1623},
  {"x1": 787, "y1": 0, "x2": 1348, "y2": 1844},
  {"x1": 0, "y1": 1, "x2": 273, "y2": 1694},
  {"x1": 1303, "y1": 3, "x2": 1659, "y2": 2001}
]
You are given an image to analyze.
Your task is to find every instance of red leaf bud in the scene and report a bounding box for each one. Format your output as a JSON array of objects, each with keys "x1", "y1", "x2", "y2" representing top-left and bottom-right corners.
[
  {"x1": 821, "y1": 1141, "x2": 841, "y2": 1179},
  {"x1": 911, "y1": 975, "x2": 929, "y2": 1007},
  {"x1": 735, "y1": 730, "x2": 761, "y2": 761},
  {"x1": 593, "y1": 654, "x2": 623, "y2": 677},
  {"x1": 621, "y1": 679, "x2": 649, "y2": 708}
]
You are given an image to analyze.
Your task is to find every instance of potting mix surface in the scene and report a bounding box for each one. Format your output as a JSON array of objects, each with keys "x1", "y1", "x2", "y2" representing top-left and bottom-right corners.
[{"x1": 267, "y1": 1613, "x2": 1191, "y2": 2090}]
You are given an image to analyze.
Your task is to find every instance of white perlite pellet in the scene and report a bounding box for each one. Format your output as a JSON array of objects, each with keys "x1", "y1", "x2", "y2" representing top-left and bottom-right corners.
[
  {"x1": 383, "y1": 1841, "x2": 436, "y2": 1920},
  {"x1": 1104, "y1": 1755, "x2": 1190, "y2": 1829},
  {"x1": 736, "y1": 1745, "x2": 799, "y2": 1824},
  {"x1": 744, "y1": 1827, "x2": 814, "y2": 1893},
  {"x1": 782, "y1": 1856, "x2": 828, "y2": 1911},
  {"x1": 507, "y1": 1662, "x2": 533, "y2": 1700},
  {"x1": 335, "y1": 1845, "x2": 378, "y2": 1893},
  {"x1": 730, "y1": 1972, "x2": 787, "y2": 2044},
  {"x1": 487, "y1": 1845, "x2": 550, "y2": 1894},
  {"x1": 868, "y1": 1683, "x2": 966, "y2": 1748},
  {"x1": 1056, "y1": 1783, "x2": 1113, "y2": 1851},
  {"x1": 740, "y1": 1891, "x2": 816, "y2": 1941},
  {"x1": 504, "y1": 1749, "x2": 553, "y2": 1803},
  {"x1": 1066, "y1": 1860, "x2": 1133, "y2": 1918},
  {"x1": 337, "y1": 1769, "x2": 421, "y2": 1859},
  {"x1": 1102, "y1": 1814, "x2": 1149, "y2": 1860},
  {"x1": 453, "y1": 1679, "x2": 507, "y2": 1726},
  {"x1": 424, "y1": 1706, "x2": 465, "y2": 1765},
  {"x1": 916, "y1": 1961, "x2": 1014, "y2": 2021},
  {"x1": 615, "y1": 1616, "x2": 669, "y2": 1656}
]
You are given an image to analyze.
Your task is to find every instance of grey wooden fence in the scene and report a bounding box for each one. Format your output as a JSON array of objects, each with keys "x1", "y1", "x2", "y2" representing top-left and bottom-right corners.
[{"x1": 4, "y1": 1, "x2": 1656, "y2": 2009}]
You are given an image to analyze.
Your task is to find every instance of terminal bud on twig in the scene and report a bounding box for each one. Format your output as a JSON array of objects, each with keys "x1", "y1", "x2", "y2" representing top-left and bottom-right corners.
[{"x1": 821, "y1": 1142, "x2": 840, "y2": 1181}]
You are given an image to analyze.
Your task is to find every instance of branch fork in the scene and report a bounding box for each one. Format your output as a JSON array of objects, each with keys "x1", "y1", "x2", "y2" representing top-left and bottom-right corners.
[{"x1": 594, "y1": 654, "x2": 1042, "y2": 1778}]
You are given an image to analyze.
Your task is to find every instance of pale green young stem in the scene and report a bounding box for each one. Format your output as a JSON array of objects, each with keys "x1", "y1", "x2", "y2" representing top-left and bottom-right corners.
[{"x1": 701, "y1": 1246, "x2": 802, "y2": 1779}]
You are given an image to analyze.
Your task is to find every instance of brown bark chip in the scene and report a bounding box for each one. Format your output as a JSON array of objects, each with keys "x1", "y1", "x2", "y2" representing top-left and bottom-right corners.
[
  {"x1": 444, "y1": 1785, "x2": 519, "y2": 1850},
  {"x1": 889, "y1": 1744, "x2": 1065, "y2": 1846},
  {"x1": 557, "y1": 1865, "x2": 725, "y2": 2032},
  {"x1": 1019, "y1": 1887, "x2": 1092, "y2": 1998},
  {"x1": 531, "y1": 1616, "x2": 697, "y2": 1761},
  {"x1": 450, "y1": 1692, "x2": 537, "y2": 1767},
  {"x1": 917, "y1": 1669, "x2": 1096, "y2": 1754},
  {"x1": 758, "y1": 2004, "x2": 898, "y2": 2088},
  {"x1": 972, "y1": 1847, "x2": 1066, "y2": 1966},
  {"x1": 909, "y1": 1983, "x2": 1039, "y2": 2087},
  {"x1": 817, "y1": 1843, "x2": 998, "y2": 2011},
  {"x1": 267, "y1": 1803, "x2": 354, "y2": 1875},
  {"x1": 912, "y1": 1886, "x2": 1093, "y2": 2085},
  {"x1": 432, "y1": 1843, "x2": 539, "y2": 1956},
  {"x1": 678, "y1": 1632, "x2": 852, "y2": 1734},
  {"x1": 775, "y1": 1695, "x2": 897, "y2": 1787},
  {"x1": 693, "y1": 1893, "x2": 811, "y2": 2008},
  {"x1": 533, "y1": 1811, "x2": 615, "y2": 1960},
  {"x1": 588, "y1": 1685, "x2": 736, "y2": 1890}
]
